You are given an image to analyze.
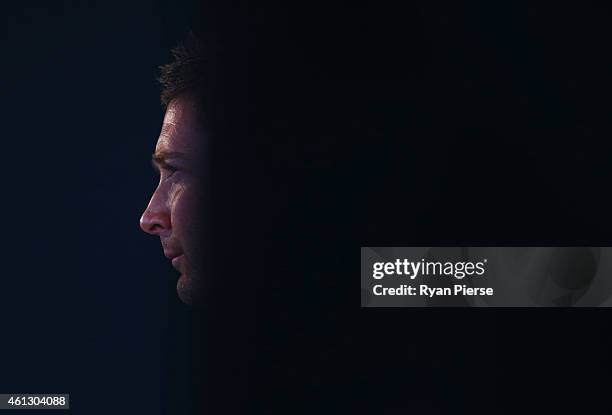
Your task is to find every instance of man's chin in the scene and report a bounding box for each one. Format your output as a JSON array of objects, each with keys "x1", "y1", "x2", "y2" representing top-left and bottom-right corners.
[{"x1": 176, "y1": 273, "x2": 202, "y2": 306}]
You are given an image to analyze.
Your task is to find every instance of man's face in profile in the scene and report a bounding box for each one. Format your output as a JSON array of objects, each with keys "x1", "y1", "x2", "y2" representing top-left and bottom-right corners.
[{"x1": 140, "y1": 93, "x2": 205, "y2": 305}]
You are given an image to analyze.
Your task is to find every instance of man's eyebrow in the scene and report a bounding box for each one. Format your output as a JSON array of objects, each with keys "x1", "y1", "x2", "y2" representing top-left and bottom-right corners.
[{"x1": 151, "y1": 151, "x2": 189, "y2": 170}]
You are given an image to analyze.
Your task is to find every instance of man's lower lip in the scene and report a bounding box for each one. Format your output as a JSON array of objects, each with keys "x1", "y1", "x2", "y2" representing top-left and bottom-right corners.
[{"x1": 171, "y1": 255, "x2": 184, "y2": 270}]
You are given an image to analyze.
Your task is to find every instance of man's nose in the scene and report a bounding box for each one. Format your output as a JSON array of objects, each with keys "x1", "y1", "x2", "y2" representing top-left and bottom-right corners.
[{"x1": 140, "y1": 193, "x2": 171, "y2": 236}]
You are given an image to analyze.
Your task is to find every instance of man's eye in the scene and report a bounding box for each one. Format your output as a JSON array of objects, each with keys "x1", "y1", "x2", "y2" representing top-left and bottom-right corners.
[{"x1": 162, "y1": 165, "x2": 179, "y2": 179}]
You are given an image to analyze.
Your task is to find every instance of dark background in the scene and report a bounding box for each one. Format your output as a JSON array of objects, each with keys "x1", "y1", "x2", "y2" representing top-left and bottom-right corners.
[{"x1": 3, "y1": 1, "x2": 612, "y2": 414}]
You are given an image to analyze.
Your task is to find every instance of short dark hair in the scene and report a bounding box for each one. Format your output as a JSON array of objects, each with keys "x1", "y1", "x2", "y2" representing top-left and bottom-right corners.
[{"x1": 158, "y1": 33, "x2": 206, "y2": 106}]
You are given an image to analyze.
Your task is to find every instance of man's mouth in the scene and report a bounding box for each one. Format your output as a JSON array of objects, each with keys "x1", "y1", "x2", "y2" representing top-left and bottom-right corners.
[{"x1": 171, "y1": 255, "x2": 184, "y2": 271}]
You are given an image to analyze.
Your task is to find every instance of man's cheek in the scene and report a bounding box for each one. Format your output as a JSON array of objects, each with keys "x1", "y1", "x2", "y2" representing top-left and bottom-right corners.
[
  {"x1": 167, "y1": 182, "x2": 186, "y2": 209},
  {"x1": 170, "y1": 183, "x2": 200, "y2": 230}
]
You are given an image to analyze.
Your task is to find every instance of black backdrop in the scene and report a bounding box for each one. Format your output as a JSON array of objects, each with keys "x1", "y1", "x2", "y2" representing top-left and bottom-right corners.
[
  {"x1": 206, "y1": 1, "x2": 612, "y2": 414},
  {"x1": 3, "y1": 1, "x2": 612, "y2": 414}
]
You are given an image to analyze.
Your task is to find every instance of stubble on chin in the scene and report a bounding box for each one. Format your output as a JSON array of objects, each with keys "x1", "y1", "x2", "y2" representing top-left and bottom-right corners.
[
  {"x1": 177, "y1": 273, "x2": 196, "y2": 305},
  {"x1": 176, "y1": 262, "x2": 204, "y2": 306}
]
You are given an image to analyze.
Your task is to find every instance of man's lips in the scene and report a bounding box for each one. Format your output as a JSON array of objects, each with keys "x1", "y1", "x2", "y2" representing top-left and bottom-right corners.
[
  {"x1": 171, "y1": 255, "x2": 184, "y2": 271},
  {"x1": 163, "y1": 250, "x2": 184, "y2": 271}
]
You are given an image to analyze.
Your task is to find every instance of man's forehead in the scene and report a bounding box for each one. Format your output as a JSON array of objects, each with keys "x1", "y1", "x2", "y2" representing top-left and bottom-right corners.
[{"x1": 155, "y1": 95, "x2": 203, "y2": 153}]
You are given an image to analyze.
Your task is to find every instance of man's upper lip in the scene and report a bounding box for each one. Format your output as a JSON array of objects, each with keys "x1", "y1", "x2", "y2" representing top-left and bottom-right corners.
[{"x1": 164, "y1": 250, "x2": 183, "y2": 260}]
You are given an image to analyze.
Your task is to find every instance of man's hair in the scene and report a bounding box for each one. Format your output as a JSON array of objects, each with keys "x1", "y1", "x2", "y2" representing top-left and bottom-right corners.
[{"x1": 158, "y1": 33, "x2": 206, "y2": 106}]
